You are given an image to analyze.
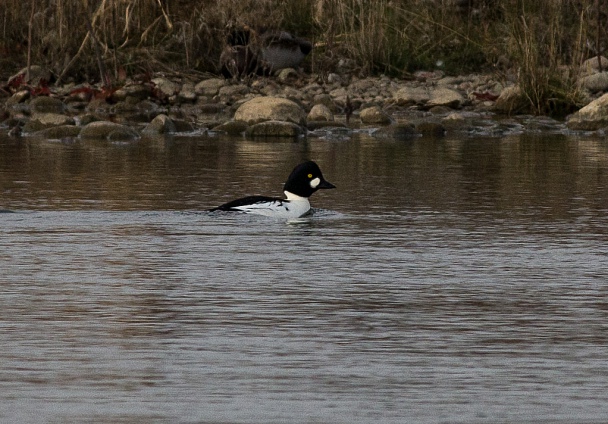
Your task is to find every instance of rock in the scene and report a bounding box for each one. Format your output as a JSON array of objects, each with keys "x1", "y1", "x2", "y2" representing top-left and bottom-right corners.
[
  {"x1": 142, "y1": 114, "x2": 176, "y2": 135},
  {"x1": 75, "y1": 114, "x2": 99, "y2": 126},
  {"x1": 86, "y1": 98, "x2": 113, "y2": 114},
  {"x1": 198, "y1": 103, "x2": 226, "y2": 114},
  {"x1": 113, "y1": 101, "x2": 139, "y2": 113},
  {"x1": 437, "y1": 76, "x2": 464, "y2": 86},
  {"x1": 212, "y1": 120, "x2": 249, "y2": 136},
  {"x1": 428, "y1": 105, "x2": 453, "y2": 115},
  {"x1": 307, "y1": 104, "x2": 334, "y2": 122},
  {"x1": 360, "y1": 105, "x2": 391, "y2": 125},
  {"x1": 172, "y1": 119, "x2": 195, "y2": 132},
  {"x1": 579, "y1": 72, "x2": 608, "y2": 92},
  {"x1": 494, "y1": 85, "x2": 526, "y2": 114},
  {"x1": 136, "y1": 100, "x2": 161, "y2": 114},
  {"x1": 441, "y1": 111, "x2": 480, "y2": 130},
  {"x1": 581, "y1": 56, "x2": 608, "y2": 75},
  {"x1": 416, "y1": 122, "x2": 446, "y2": 137},
  {"x1": 195, "y1": 78, "x2": 226, "y2": 96},
  {"x1": 22, "y1": 113, "x2": 75, "y2": 133},
  {"x1": 277, "y1": 68, "x2": 299, "y2": 83},
  {"x1": 111, "y1": 83, "x2": 152, "y2": 102},
  {"x1": 246, "y1": 120, "x2": 303, "y2": 138},
  {"x1": 152, "y1": 77, "x2": 180, "y2": 97},
  {"x1": 124, "y1": 83, "x2": 153, "y2": 100},
  {"x1": 566, "y1": 92, "x2": 608, "y2": 130},
  {"x1": 32, "y1": 125, "x2": 82, "y2": 138},
  {"x1": 373, "y1": 123, "x2": 419, "y2": 140},
  {"x1": 307, "y1": 121, "x2": 347, "y2": 130},
  {"x1": 329, "y1": 87, "x2": 348, "y2": 101},
  {"x1": 392, "y1": 86, "x2": 430, "y2": 106},
  {"x1": 178, "y1": 83, "x2": 197, "y2": 103},
  {"x1": 234, "y1": 96, "x2": 306, "y2": 126},
  {"x1": 350, "y1": 78, "x2": 376, "y2": 92},
  {"x1": 29, "y1": 96, "x2": 65, "y2": 114},
  {"x1": 5, "y1": 90, "x2": 30, "y2": 107},
  {"x1": 218, "y1": 84, "x2": 250, "y2": 100},
  {"x1": 313, "y1": 94, "x2": 337, "y2": 112},
  {"x1": 327, "y1": 73, "x2": 342, "y2": 84},
  {"x1": 80, "y1": 121, "x2": 140, "y2": 141},
  {"x1": 259, "y1": 83, "x2": 281, "y2": 97},
  {"x1": 302, "y1": 82, "x2": 323, "y2": 96},
  {"x1": 427, "y1": 88, "x2": 464, "y2": 108}
]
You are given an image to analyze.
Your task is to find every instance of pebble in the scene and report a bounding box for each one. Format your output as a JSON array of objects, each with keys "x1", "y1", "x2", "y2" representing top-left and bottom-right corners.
[{"x1": 2, "y1": 63, "x2": 603, "y2": 137}]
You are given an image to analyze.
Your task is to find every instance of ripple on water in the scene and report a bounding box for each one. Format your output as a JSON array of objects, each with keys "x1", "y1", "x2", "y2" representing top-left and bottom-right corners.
[{"x1": 2, "y1": 134, "x2": 608, "y2": 422}]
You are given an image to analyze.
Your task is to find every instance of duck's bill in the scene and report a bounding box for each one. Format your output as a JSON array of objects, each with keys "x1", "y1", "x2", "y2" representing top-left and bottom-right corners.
[{"x1": 319, "y1": 180, "x2": 336, "y2": 189}]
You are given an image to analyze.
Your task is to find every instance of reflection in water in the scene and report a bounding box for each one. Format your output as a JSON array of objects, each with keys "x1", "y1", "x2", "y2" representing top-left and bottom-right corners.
[{"x1": 1, "y1": 133, "x2": 608, "y2": 423}]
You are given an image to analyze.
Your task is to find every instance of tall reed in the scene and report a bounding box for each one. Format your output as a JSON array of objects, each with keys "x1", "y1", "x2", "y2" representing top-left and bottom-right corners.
[{"x1": 503, "y1": 0, "x2": 588, "y2": 115}]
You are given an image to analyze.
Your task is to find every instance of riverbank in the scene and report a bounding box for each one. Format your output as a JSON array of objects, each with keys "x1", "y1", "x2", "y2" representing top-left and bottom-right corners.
[{"x1": 2, "y1": 60, "x2": 608, "y2": 141}]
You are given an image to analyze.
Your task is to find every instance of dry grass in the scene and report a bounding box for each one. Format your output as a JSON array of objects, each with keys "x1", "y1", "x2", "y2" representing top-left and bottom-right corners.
[
  {"x1": 503, "y1": 0, "x2": 588, "y2": 115},
  {"x1": 0, "y1": 0, "x2": 604, "y2": 114}
]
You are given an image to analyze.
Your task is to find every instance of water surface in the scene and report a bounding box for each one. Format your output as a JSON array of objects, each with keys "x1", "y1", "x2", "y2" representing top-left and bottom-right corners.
[{"x1": 1, "y1": 132, "x2": 608, "y2": 423}]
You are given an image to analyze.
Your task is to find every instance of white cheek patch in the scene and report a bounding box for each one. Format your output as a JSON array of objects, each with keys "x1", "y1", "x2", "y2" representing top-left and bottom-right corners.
[{"x1": 309, "y1": 177, "x2": 321, "y2": 188}]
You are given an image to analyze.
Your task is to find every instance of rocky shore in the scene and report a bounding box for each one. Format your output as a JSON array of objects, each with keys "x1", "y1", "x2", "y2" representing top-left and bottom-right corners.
[{"x1": 3, "y1": 58, "x2": 608, "y2": 141}]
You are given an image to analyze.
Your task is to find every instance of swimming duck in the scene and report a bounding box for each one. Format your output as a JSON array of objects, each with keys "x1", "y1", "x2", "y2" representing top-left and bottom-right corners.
[{"x1": 210, "y1": 161, "x2": 335, "y2": 218}]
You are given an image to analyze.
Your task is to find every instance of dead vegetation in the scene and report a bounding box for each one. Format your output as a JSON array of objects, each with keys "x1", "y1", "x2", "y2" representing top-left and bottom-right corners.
[{"x1": 0, "y1": 0, "x2": 606, "y2": 114}]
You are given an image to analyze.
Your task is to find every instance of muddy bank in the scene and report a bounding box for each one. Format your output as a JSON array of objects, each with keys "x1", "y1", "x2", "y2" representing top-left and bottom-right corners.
[{"x1": 2, "y1": 63, "x2": 608, "y2": 140}]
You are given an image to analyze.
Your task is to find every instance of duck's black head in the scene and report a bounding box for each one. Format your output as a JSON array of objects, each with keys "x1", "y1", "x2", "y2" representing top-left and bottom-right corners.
[{"x1": 283, "y1": 161, "x2": 335, "y2": 198}]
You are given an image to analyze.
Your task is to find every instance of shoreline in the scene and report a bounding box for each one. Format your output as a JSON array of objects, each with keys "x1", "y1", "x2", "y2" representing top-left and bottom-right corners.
[{"x1": 2, "y1": 64, "x2": 608, "y2": 140}]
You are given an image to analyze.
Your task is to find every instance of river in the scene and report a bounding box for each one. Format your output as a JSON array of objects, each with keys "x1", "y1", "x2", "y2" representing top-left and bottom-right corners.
[{"x1": 1, "y1": 130, "x2": 608, "y2": 423}]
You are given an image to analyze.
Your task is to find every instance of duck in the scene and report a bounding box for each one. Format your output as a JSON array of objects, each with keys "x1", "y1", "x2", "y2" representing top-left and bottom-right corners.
[
  {"x1": 210, "y1": 161, "x2": 335, "y2": 218},
  {"x1": 219, "y1": 25, "x2": 312, "y2": 78},
  {"x1": 258, "y1": 31, "x2": 313, "y2": 73}
]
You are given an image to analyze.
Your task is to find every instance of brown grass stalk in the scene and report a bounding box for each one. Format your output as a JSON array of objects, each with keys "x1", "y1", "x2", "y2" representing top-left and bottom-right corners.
[{"x1": 0, "y1": 0, "x2": 601, "y2": 116}]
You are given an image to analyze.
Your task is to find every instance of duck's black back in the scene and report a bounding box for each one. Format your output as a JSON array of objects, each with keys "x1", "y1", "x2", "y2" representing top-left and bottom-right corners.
[{"x1": 210, "y1": 195, "x2": 283, "y2": 212}]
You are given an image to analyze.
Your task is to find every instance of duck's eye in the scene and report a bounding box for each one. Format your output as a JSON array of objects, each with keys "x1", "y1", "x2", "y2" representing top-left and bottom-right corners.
[{"x1": 308, "y1": 173, "x2": 313, "y2": 178}]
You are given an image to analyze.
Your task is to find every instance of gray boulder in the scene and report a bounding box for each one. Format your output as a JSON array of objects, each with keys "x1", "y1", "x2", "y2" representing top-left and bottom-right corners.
[
  {"x1": 579, "y1": 72, "x2": 608, "y2": 92},
  {"x1": 360, "y1": 105, "x2": 391, "y2": 125},
  {"x1": 494, "y1": 85, "x2": 527, "y2": 114},
  {"x1": 22, "y1": 113, "x2": 75, "y2": 133},
  {"x1": 195, "y1": 78, "x2": 227, "y2": 96},
  {"x1": 111, "y1": 84, "x2": 153, "y2": 102},
  {"x1": 234, "y1": 96, "x2": 306, "y2": 126},
  {"x1": 142, "y1": 114, "x2": 176, "y2": 135},
  {"x1": 427, "y1": 88, "x2": 464, "y2": 109},
  {"x1": 373, "y1": 123, "x2": 419, "y2": 140},
  {"x1": 246, "y1": 120, "x2": 302, "y2": 138},
  {"x1": 178, "y1": 83, "x2": 197, "y2": 103},
  {"x1": 5, "y1": 90, "x2": 31, "y2": 107},
  {"x1": 567, "y1": 92, "x2": 608, "y2": 130},
  {"x1": 80, "y1": 121, "x2": 140, "y2": 140},
  {"x1": 392, "y1": 86, "x2": 430, "y2": 106},
  {"x1": 30, "y1": 96, "x2": 65, "y2": 114},
  {"x1": 307, "y1": 104, "x2": 334, "y2": 122},
  {"x1": 213, "y1": 120, "x2": 249, "y2": 136},
  {"x1": 152, "y1": 78, "x2": 180, "y2": 97},
  {"x1": 416, "y1": 122, "x2": 446, "y2": 137},
  {"x1": 33, "y1": 125, "x2": 82, "y2": 138},
  {"x1": 580, "y1": 56, "x2": 608, "y2": 76}
]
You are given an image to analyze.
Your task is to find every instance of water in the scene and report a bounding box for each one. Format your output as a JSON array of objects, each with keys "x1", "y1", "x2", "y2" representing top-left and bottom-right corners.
[{"x1": 1, "y1": 132, "x2": 608, "y2": 423}]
